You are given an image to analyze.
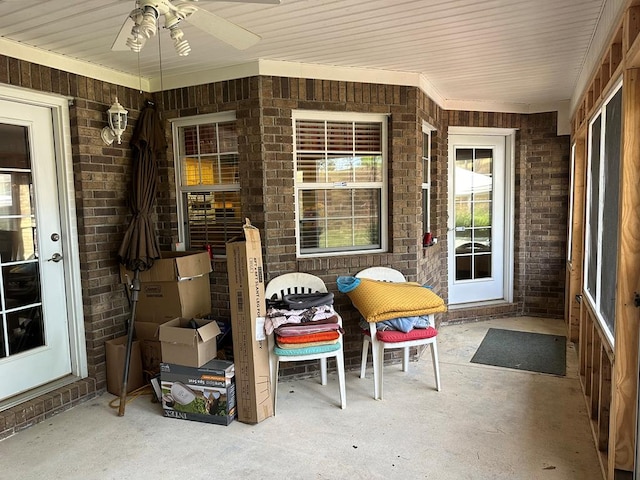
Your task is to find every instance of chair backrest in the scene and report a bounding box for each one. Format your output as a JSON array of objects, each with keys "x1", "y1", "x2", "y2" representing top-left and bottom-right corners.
[
  {"x1": 355, "y1": 266, "x2": 406, "y2": 283},
  {"x1": 265, "y1": 272, "x2": 327, "y2": 301}
]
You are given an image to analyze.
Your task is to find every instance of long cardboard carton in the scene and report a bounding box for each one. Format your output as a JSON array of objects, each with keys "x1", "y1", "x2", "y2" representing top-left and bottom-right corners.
[{"x1": 225, "y1": 219, "x2": 273, "y2": 423}]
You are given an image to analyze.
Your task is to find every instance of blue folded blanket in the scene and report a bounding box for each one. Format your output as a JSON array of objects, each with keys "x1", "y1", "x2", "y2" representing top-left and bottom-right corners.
[{"x1": 359, "y1": 316, "x2": 432, "y2": 333}]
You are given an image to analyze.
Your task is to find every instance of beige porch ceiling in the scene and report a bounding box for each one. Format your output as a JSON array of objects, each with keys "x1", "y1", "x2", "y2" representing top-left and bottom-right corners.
[{"x1": 0, "y1": 0, "x2": 621, "y2": 114}]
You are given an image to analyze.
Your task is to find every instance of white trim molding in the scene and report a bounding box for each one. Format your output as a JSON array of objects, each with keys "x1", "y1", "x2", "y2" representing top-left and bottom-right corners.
[{"x1": 0, "y1": 36, "x2": 571, "y2": 133}]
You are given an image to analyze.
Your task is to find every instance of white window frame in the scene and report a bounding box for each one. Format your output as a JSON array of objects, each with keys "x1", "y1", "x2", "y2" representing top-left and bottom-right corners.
[
  {"x1": 567, "y1": 142, "x2": 576, "y2": 264},
  {"x1": 583, "y1": 78, "x2": 623, "y2": 347},
  {"x1": 292, "y1": 110, "x2": 388, "y2": 258},
  {"x1": 422, "y1": 121, "x2": 436, "y2": 238},
  {"x1": 170, "y1": 111, "x2": 239, "y2": 254}
]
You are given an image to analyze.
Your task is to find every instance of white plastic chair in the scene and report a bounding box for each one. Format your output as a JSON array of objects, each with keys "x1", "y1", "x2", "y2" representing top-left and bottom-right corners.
[
  {"x1": 356, "y1": 266, "x2": 441, "y2": 399},
  {"x1": 265, "y1": 272, "x2": 346, "y2": 412}
]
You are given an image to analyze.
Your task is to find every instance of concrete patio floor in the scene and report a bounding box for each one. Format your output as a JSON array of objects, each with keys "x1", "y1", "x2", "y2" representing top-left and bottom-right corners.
[{"x1": 0, "y1": 317, "x2": 602, "y2": 480}]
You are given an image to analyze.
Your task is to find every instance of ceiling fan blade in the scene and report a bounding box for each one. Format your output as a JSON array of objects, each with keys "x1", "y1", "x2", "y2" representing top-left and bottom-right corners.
[
  {"x1": 194, "y1": 0, "x2": 281, "y2": 3},
  {"x1": 186, "y1": 8, "x2": 261, "y2": 50},
  {"x1": 112, "y1": 15, "x2": 136, "y2": 51}
]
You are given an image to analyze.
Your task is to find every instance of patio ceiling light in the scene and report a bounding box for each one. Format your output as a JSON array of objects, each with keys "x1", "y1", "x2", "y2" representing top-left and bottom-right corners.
[{"x1": 101, "y1": 97, "x2": 128, "y2": 145}]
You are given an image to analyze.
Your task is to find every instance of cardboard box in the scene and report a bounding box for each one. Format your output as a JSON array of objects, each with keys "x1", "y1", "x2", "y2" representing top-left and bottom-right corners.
[
  {"x1": 120, "y1": 251, "x2": 212, "y2": 283},
  {"x1": 120, "y1": 251, "x2": 212, "y2": 324},
  {"x1": 160, "y1": 360, "x2": 236, "y2": 425},
  {"x1": 159, "y1": 317, "x2": 221, "y2": 367},
  {"x1": 135, "y1": 320, "x2": 166, "y2": 377},
  {"x1": 226, "y1": 220, "x2": 274, "y2": 424},
  {"x1": 105, "y1": 336, "x2": 145, "y2": 396}
]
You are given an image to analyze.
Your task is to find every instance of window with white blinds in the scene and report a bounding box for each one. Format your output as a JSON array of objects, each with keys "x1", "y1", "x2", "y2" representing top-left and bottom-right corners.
[
  {"x1": 172, "y1": 112, "x2": 242, "y2": 256},
  {"x1": 293, "y1": 111, "x2": 388, "y2": 256}
]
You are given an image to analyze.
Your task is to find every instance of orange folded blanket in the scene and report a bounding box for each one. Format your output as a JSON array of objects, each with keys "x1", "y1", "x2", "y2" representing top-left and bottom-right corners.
[
  {"x1": 276, "y1": 331, "x2": 340, "y2": 344},
  {"x1": 276, "y1": 339, "x2": 339, "y2": 349}
]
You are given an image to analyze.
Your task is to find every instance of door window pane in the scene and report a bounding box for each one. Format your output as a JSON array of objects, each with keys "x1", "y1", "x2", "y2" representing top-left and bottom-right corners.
[
  {"x1": 454, "y1": 147, "x2": 494, "y2": 282},
  {"x1": 0, "y1": 124, "x2": 43, "y2": 357}
]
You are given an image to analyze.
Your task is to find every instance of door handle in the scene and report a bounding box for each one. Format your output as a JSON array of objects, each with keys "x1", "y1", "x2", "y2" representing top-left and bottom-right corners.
[{"x1": 47, "y1": 253, "x2": 63, "y2": 263}]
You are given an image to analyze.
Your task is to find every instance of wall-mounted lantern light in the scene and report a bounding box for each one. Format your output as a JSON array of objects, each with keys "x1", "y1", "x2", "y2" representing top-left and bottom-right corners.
[{"x1": 101, "y1": 97, "x2": 128, "y2": 145}]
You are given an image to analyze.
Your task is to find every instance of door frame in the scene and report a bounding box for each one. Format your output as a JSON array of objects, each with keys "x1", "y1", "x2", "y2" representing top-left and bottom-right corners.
[
  {"x1": 0, "y1": 84, "x2": 86, "y2": 410},
  {"x1": 447, "y1": 126, "x2": 516, "y2": 306}
]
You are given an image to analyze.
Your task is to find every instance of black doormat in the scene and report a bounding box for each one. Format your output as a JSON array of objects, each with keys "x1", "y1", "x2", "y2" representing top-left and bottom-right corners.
[{"x1": 470, "y1": 328, "x2": 566, "y2": 376}]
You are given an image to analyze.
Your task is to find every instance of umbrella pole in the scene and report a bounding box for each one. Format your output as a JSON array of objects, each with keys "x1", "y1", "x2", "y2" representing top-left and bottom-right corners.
[{"x1": 118, "y1": 269, "x2": 140, "y2": 416}]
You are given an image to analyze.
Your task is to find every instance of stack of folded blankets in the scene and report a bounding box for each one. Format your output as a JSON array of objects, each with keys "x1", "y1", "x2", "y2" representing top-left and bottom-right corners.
[{"x1": 265, "y1": 293, "x2": 343, "y2": 353}]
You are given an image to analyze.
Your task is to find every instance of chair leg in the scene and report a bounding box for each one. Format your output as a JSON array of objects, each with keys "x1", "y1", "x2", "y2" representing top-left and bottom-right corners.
[
  {"x1": 377, "y1": 344, "x2": 385, "y2": 400},
  {"x1": 402, "y1": 347, "x2": 409, "y2": 372},
  {"x1": 336, "y1": 353, "x2": 346, "y2": 409},
  {"x1": 320, "y1": 358, "x2": 328, "y2": 385},
  {"x1": 371, "y1": 342, "x2": 380, "y2": 400},
  {"x1": 360, "y1": 338, "x2": 370, "y2": 378},
  {"x1": 431, "y1": 340, "x2": 441, "y2": 392}
]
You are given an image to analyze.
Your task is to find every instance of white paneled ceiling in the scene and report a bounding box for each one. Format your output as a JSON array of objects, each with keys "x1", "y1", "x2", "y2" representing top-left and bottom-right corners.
[{"x1": 0, "y1": 0, "x2": 617, "y2": 112}]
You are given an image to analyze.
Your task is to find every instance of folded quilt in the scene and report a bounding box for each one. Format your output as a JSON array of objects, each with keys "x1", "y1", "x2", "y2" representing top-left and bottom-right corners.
[
  {"x1": 274, "y1": 342, "x2": 341, "y2": 356},
  {"x1": 276, "y1": 323, "x2": 342, "y2": 337},
  {"x1": 337, "y1": 276, "x2": 446, "y2": 323},
  {"x1": 265, "y1": 305, "x2": 338, "y2": 335},
  {"x1": 275, "y1": 338, "x2": 339, "y2": 349},
  {"x1": 276, "y1": 331, "x2": 340, "y2": 344}
]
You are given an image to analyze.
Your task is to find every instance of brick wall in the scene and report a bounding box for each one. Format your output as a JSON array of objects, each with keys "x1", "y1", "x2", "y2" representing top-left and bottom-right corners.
[
  {"x1": 0, "y1": 56, "x2": 571, "y2": 436},
  {"x1": 260, "y1": 76, "x2": 433, "y2": 373},
  {"x1": 416, "y1": 90, "x2": 447, "y2": 326},
  {"x1": 156, "y1": 77, "x2": 262, "y2": 319},
  {"x1": 445, "y1": 110, "x2": 569, "y2": 320},
  {"x1": 520, "y1": 113, "x2": 570, "y2": 316},
  {"x1": 155, "y1": 75, "x2": 424, "y2": 375},
  {"x1": 0, "y1": 55, "x2": 148, "y2": 437}
]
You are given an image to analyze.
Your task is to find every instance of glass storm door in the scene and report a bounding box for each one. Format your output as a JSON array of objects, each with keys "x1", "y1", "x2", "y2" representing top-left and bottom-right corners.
[
  {"x1": 0, "y1": 99, "x2": 71, "y2": 401},
  {"x1": 448, "y1": 134, "x2": 506, "y2": 304}
]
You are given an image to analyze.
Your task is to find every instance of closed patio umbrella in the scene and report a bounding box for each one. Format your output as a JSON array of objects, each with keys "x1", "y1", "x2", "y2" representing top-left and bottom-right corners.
[{"x1": 116, "y1": 101, "x2": 166, "y2": 416}]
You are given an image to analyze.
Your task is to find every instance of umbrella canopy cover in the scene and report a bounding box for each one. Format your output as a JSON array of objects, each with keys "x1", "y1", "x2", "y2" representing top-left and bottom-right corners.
[{"x1": 117, "y1": 104, "x2": 166, "y2": 272}]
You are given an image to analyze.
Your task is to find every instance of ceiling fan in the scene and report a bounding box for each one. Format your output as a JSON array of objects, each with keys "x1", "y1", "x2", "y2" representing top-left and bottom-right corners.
[{"x1": 111, "y1": 0, "x2": 280, "y2": 56}]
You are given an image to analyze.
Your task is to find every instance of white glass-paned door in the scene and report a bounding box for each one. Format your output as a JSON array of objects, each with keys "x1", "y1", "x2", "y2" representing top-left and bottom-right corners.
[
  {"x1": 0, "y1": 99, "x2": 71, "y2": 401},
  {"x1": 449, "y1": 134, "x2": 506, "y2": 304}
]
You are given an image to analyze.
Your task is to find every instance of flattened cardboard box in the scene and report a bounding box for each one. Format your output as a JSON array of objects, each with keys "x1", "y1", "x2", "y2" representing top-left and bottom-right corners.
[
  {"x1": 226, "y1": 220, "x2": 273, "y2": 424},
  {"x1": 159, "y1": 317, "x2": 221, "y2": 368},
  {"x1": 120, "y1": 251, "x2": 212, "y2": 324},
  {"x1": 105, "y1": 336, "x2": 145, "y2": 396},
  {"x1": 160, "y1": 360, "x2": 236, "y2": 426}
]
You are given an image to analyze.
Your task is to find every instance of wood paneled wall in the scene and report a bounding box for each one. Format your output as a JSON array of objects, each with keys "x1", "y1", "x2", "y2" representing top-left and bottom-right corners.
[{"x1": 569, "y1": 2, "x2": 640, "y2": 477}]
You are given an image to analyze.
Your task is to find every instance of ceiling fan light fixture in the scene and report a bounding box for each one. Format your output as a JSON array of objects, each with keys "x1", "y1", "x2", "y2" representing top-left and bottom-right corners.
[
  {"x1": 126, "y1": 25, "x2": 146, "y2": 52},
  {"x1": 111, "y1": 0, "x2": 268, "y2": 55},
  {"x1": 139, "y1": 5, "x2": 159, "y2": 39},
  {"x1": 170, "y1": 27, "x2": 191, "y2": 56}
]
